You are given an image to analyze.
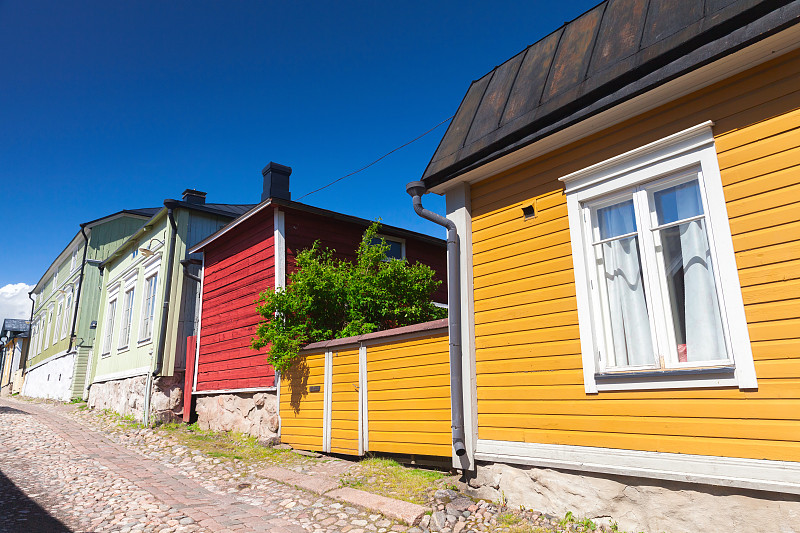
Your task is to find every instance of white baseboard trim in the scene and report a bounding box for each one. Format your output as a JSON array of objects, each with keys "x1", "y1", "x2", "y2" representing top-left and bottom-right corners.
[
  {"x1": 475, "y1": 439, "x2": 800, "y2": 495},
  {"x1": 92, "y1": 366, "x2": 151, "y2": 384},
  {"x1": 192, "y1": 386, "x2": 277, "y2": 396}
]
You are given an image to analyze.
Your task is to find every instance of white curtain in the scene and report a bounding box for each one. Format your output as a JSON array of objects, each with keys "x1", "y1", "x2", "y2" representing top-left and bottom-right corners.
[
  {"x1": 679, "y1": 219, "x2": 726, "y2": 361},
  {"x1": 602, "y1": 237, "x2": 655, "y2": 366}
]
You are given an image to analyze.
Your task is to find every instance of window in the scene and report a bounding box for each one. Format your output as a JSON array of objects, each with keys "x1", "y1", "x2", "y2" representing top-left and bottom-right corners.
[
  {"x1": 119, "y1": 287, "x2": 135, "y2": 349},
  {"x1": 53, "y1": 302, "x2": 63, "y2": 345},
  {"x1": 371, "y1": 235, "x2": 405, "y2": 260},
  {"x1": 47, "y1": 309, "x2": 54, "y2": 348},
  {"x1": 61, "y1": 291, "x2": 73, "y2": 340},
  {"x1": 102, "y1": 299, "x2": 117, "y2": 356},
  {"x1": 562, "y1": 122, "x2": 756, "y2": 392},
  {"x1": 70, "y1": 249, "x2": 79, "y2": 272},
  {"x1": 140, "y1": 274, "x2": 158, "y2": 341}
]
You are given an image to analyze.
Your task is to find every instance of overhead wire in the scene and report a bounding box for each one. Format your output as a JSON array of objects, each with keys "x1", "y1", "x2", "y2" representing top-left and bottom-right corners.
[{"x1": 296, "y1": 115, "x2": 454, "y2": 201}]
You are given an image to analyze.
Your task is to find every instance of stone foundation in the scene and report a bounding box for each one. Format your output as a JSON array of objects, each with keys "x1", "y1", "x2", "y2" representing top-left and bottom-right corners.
[
  {"x1": 465, "y1": 462, "x2": 800, "y2": 533},
  {"x1": 195, "y1": 391, "x2": 279, "y2": 440},
  {"x1": 88, "y1": 373, "x2": 184, "y2": 423}
]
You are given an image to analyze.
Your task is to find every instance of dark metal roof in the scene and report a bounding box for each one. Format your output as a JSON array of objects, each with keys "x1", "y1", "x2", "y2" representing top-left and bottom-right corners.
[
  {"x1": 1, "y1": 319, "x2": 30, "y2": 337},
  {"x1": 189, "y1": 196, "x2": 447, "y2": 254},
  {"x1": 422, "y1": 0, "x2": 800, "y2": 188},
  {"x1": 81, "y1": 208, "x2": 161, "y2": 228}
]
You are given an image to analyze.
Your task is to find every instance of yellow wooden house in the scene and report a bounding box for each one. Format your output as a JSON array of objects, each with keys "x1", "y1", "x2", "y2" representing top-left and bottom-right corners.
[{"x1": 411, "y1": 0, "x2": 800, "y2": 513}]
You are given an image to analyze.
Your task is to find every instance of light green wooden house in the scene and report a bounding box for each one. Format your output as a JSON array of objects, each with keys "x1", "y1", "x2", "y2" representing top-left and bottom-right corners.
[
  {"x1": 87, "y1": 190, "x2": 252, "y2": 422},
  {"x1": 23, "y1": 208, "x2": 159, "y2": 401}
]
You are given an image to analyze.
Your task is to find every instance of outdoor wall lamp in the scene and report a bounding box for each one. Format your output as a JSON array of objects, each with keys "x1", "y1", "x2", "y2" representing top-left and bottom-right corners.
[{"x1": 139, "y1": 238, "x2": 165, "y2": 257}]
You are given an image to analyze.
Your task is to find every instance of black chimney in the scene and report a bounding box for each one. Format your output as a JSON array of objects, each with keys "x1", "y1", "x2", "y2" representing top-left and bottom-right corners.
[
  {"x1": 262, "y1": 162, "x2": 292, "y2": 201},
  {"x1": 182, "y1": 189, "x2": 207, "y2": 204}
]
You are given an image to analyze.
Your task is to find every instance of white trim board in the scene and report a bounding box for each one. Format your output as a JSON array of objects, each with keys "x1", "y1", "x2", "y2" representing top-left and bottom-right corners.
[
  {"x1": 475, "y1": 439, "x2": 800, "y2": 495},
  {"x1": 92, "y1": 366, "x2": 151, "y2": 384},
  {"x1": 192, "y1": 386, "x2": 277, "y2": 396},
  {"x1": 446, "y1": 182, "x2": 477, "y2": 471},
  {"x1": 274, "y1": 208, "x2": 286, "y2": 290}
]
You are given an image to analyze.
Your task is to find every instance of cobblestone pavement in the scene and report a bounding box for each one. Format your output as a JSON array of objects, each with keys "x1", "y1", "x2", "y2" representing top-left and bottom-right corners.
[
  {"x1": 0, "y1": 398, "x2": 414, "y2": 533},
  {"x1": 0, "y1": 398, "x2": 596, "y2": 533}
]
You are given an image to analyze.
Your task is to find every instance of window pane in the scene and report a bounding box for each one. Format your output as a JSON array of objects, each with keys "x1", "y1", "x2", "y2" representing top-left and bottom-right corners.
[
  {"x1": 596, "y1": 235, "x2": 656, "y2": 367},
  {"x1": 659, "y1": 218, "x2": 727, "y2": 362},
  {"x1": 597, "y1": 200, "x2": 636, "y2": 239},
  {"x1": 654, "y1": 180, "x2": 703, "y2": 225}
]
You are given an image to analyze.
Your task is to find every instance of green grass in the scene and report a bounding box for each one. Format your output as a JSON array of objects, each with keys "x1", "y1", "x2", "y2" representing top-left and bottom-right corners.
[
  {"x1": 152, "y1": 422, "x2": 303, "y2": 466},
  {"x1": 499, "y1": 512, "x2": 523, "y2": 526},
  {"x1": 339, "y1": 457, "x2": 449, "y2": 505}
]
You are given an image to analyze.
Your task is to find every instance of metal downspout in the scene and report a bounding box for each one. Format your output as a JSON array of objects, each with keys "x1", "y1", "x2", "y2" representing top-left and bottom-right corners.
[
  {"x1": 22, "y1": 292, "x2": 35, "y2": 375},
  {"x1": 406, "y1": 181, "x2": 467, "y2": 458},
  {"x1": 67, "y1": 225, "x2": 90, "y2": 354},
  {"x1": 144, "y1": 205, "x2": 178, "y2": 426}
]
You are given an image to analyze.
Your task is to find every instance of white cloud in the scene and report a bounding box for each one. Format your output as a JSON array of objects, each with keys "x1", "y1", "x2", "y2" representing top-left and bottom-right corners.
[{"x1": 0, "y1": 283, "x2": 34, "y2": 326}]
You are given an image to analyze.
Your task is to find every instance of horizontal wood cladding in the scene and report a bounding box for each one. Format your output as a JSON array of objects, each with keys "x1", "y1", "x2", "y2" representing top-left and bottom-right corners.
[
  {"x1": 196, "y1": 208, "x2": 276, "y2": 392},
  {"x1": 283, "y1": 207, "x2": 448, "y2": 303},
  {"x1": 330, "y1": 347, "x2": 359, "y2": 455},
  {"x1": 469, "y1": 49, "x2": 800, "y2": 462},
  {"x1": 367, "y1": 332, "x2": 451, "y2": 456},
  {"x1": 279, "y1": 351, "x2": 325, "y2": 451}
]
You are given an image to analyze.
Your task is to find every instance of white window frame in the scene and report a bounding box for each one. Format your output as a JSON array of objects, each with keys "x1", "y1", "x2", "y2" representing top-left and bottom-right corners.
[
  {"x1": 59, "y1": 289, "x2": 72, "y2": 341},
  {"x1": 70, "y1": 248, "x2": 79, "y2": 272},
  {"x1": 118, "y1": 274, "x2": 137, "y2": 351},
  {"x1": 102, "y1": 284, "x2": 120, "y2": 357},
  {"x1": 561, "y1": 122, "x2": 756, "y2": 393},
  {"x1": 138, "y1": 256, "x2": 161, "y2": 344},
  {"x1": 46, "y1": 305, "x2": 55, "y2": 348}
]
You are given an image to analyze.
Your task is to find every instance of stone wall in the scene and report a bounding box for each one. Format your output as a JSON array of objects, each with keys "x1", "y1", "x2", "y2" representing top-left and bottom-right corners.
[
  {"x1": 88, "y1": 373, "x2": 184, "y2": 423},
  {"x1": 195, "y1": 392, "x2": 279, "y2": 441},
  {"x1": 465, "y1": 462, "x2": 800, "y2": 533}
]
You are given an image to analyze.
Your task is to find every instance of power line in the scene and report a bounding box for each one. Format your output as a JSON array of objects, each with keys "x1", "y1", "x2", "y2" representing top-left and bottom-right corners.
[{"x1": 296, "y1": 115, "x2": 454, "y2": 201}]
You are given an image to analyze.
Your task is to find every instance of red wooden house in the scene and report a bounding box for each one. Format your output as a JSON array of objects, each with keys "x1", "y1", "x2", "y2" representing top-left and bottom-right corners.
[{"x1": 184, "y1": 163, "x2": 447, "y2": 433}]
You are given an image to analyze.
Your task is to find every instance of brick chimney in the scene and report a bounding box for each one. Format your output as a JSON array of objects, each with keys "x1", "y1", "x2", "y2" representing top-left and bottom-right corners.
[
  {"x1": 182, "y1": 189, "x2": 207, "y2": 204},
  {"x1": 262, "y1": 162, "x2": 292, "y2": 201}
]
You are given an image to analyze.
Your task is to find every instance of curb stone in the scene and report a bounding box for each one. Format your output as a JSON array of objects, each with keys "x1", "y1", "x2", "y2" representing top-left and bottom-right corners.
[{"x1": 258, "y1": 466, "x2": 426, "y2": 525}]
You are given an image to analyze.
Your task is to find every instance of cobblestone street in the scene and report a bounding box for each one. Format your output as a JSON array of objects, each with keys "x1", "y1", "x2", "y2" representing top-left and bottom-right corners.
[{"x1": 0, "y1": 398, "x2": 414, "y2": 533}]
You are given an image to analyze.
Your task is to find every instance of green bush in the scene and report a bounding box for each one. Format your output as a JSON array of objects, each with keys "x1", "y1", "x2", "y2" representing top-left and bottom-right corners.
[{"x1": 252, "y1": 222, "x2": 446, "y2": 373}]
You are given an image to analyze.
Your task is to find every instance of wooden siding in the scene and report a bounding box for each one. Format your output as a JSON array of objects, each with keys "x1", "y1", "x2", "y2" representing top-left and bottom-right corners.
[
  {"x1": 196, "y1": 208, "x2": 276, "y2": 392},
  {"x1": 469, "y1": 49, "x2": 800, "y2": 462},
  {"x1": 330, "y1": 347, "x2": 360, "y2": 455},
  {"x1": 367, "y1": 332, "x2": 451, "y2": 457},
  {"x1": 279, "y1": 351, "x2": 326, "y2": 451}
]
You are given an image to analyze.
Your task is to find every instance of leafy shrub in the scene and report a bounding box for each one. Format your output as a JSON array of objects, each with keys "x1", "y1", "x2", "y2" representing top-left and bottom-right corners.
[{"x1": 252, "y1": 222, "x2": 446, "y2": 373}]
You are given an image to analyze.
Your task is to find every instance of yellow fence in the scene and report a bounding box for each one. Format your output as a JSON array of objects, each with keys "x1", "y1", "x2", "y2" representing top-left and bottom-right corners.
[{"x1": 278, "y1": 320, "x2": 451, "y2": 458}]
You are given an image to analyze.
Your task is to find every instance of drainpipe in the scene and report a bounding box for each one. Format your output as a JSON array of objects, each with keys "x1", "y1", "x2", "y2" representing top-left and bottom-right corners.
[
  {"x1": 67, "y1": 225, "x2": 90, "y2": 353},
  {"x1": 406, "y1": 181, "x2": 466, "y2": 458},
  {"x1": 180, "y1": 259, "x2": 202, "y2": 283},
  {"x1": 144, "y1": 204, "x2": 178, "y2": 426},
  {"x1": 22, "y1": 292, "x2": 35, "y2": 375}
]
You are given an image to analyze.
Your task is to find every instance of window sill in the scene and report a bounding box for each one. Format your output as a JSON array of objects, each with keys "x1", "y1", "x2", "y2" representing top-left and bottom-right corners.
[
  {"x1": 592, "y1": 365, "x2": 739, "y2": 392},
  {"x1": 100, "y1": 352, "x2": 112, "y2": 359},
  {"x1": 137, "y1": 338, "x2": 152, "y2": 346},
  {"x1": 117, "y1": 345, "x2": 130, "y2": 355}
]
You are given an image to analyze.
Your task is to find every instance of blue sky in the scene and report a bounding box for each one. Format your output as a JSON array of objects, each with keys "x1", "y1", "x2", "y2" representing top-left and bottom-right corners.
[{"x1": 0, "y1": 0, "x2": 598, "y2": 293}]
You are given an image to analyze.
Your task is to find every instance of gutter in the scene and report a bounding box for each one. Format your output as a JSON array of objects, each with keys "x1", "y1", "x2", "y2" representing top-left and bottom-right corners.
[
  {"x1": 22, "y1": 292, "x2": 35, "y2": 375},
  {"x1": 144, "y1": 202, "x2": 179, "y2": 426},
  {"x1": 406, "y1": 181, "x2": 467, "y2": 459},
  {"x1": 67, "y1": 225, "x2": 90, "y2": 353}
]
